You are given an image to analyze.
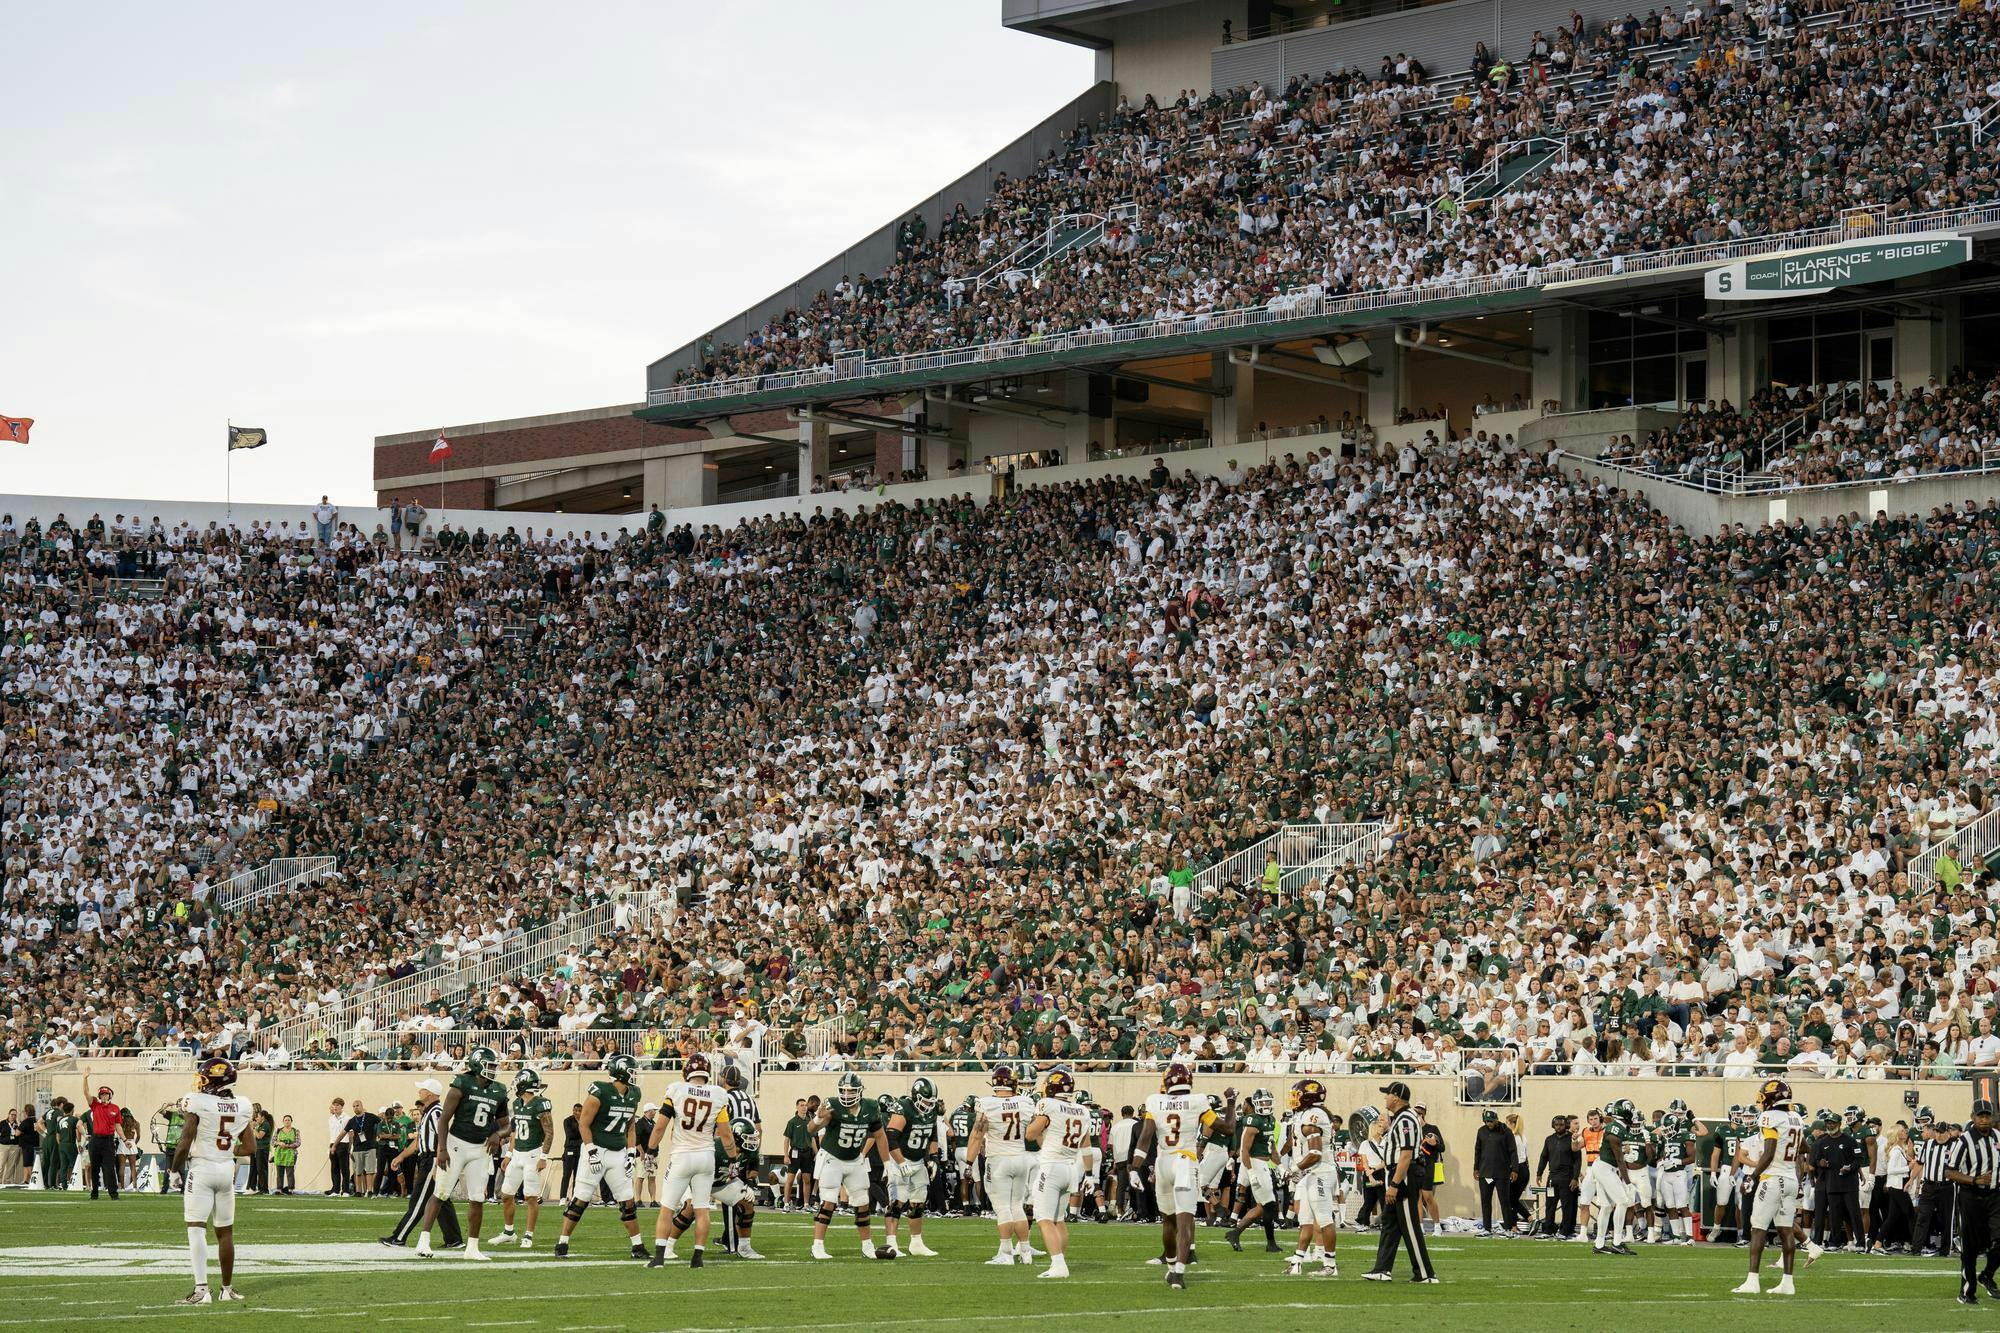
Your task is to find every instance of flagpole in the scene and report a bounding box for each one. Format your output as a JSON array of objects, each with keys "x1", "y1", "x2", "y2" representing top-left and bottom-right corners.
[{"x1": 226, "y1": 420, "x2": 233, "y2": 523}]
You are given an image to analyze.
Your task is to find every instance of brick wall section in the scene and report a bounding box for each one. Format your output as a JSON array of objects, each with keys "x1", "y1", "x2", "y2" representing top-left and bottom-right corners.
[
  {"x1": 875, "y1": 430, "x2": 905, "y2": 479},
  {"x1": 373, "y1": 400, "x2": 906, "y2": 498}
]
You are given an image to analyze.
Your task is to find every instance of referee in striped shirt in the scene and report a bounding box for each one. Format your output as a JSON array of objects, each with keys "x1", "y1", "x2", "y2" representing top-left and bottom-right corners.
[
  {"x1": 720, "y1": 1065, "x2": 760, "y2": 1255},
  {"x1": 1916, "y1": 1115, "x2": 1958, "y2": 1256},
  {"x1": 1364, "y1": 1082, "x2": 1436, "y2": 1284},
  {"x1": 1949, "y1": 1100, "x2": 2000, "y2": 1306},
  {"x1": 381, "y1": 1081, "x2": 462, "y2": 1249}
]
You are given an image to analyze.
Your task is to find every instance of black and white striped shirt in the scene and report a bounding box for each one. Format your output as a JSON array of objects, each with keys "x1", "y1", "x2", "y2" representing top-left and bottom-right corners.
[
  {"x1": 726, "y1": 1088, "x2": 758, "y2": 1129},
  {"x1": 1951, "y1": 1129, "x2": 1999, "y2": 1191},
  {"x1": 1920, "y1": 1136, "x2": 1955, "y2": 1185},
  {"x1": 417, "y1": 1103, "x2": 443, "y2": 1155},
  {"x1": 1387, "y1": 1109, "x2": 1422, "y2": 1175}
]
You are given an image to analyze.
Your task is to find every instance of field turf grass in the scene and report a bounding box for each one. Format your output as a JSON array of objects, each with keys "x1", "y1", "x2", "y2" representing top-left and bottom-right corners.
[{"x1": 0, "y1": 1192, "x2": 1980, "y2": 1331}]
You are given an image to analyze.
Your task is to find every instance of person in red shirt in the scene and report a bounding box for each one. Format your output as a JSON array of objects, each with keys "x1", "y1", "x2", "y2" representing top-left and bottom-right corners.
[{"x1": 83, "y1": 1080, "x2": 124, "y2": 1200}]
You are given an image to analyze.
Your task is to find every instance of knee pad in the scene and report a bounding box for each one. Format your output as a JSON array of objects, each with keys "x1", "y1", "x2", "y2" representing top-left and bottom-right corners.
[
  {"x1": 563, "y1": 1201, "x2": 587, "y2": 1223},
  {"x1": 620, "y1": 1200, "x2": 638, "y2": 1223},
  {"x1": 854, "y1": 1207, "x2": 873, "y2": 1227},
  {"x1": 907, "y1": 1205, "x2": 925, "y2": 1220},
  {"x1": 734, "y1": 1200, "x2": 755, "y2": 1228},
  {"x1": 670, "y1": 1207, "x2": 694, "y2": 1233},
  {"x1": 815, "y1": 1203, "x2": 836, "y2": 1227},
  {"x1": 886, "y1": 1201, "x2": 904, "y2": 1219}
]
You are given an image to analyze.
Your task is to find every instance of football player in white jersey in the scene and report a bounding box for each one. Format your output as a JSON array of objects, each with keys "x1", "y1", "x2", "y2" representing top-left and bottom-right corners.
[
  {"x1": 1283, "y1": 1080, "x2": 1339, "y2": 1277},
  {"x1": 1131, "y1": 1062, "x2": 1219, "y2": 1290},
  {"x1": 1734, "y1": 1079, "x2": 1809, "y2": 1295},
  {"x1": 169, "y1": 1055, "x2": 252, "y2": 1305},
  {"x1": 1025, "y1": 1068, "x2": 1093, "y2": 1279},
  {"x1": 647, "y1": 1052, "x2": 736, "y2": 1268},
  {"x1": 967, "y1": 1064, "x2": 1039, "y2": 1266}
]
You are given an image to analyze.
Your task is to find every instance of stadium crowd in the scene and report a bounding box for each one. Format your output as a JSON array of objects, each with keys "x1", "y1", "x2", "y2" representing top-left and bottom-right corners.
[
  {"x1": 674, "y1": 0, "x2": 2000, "y2": 460},
  {"x1": 4, "y1": 419, "x2": 1998, "y2": 1082},
  {"x1": 1608, "y1": 369, "x2": 2000, "y2": 487}
]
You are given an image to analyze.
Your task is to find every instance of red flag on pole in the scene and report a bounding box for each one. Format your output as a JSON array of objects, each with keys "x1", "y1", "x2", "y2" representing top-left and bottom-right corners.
[
  {"x1": 429, "y1": 433, "x2": 452, "y2": 463},
  {"x1": 1, "y1": 416, "x2": 32, "y2": 444}
]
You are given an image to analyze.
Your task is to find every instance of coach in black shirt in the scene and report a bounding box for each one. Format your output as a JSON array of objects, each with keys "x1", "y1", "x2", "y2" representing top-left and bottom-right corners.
[
  {"x1": 1475, "y1": 1110, "x2": 1519, "y2": 1233},
  {"x1": 1537, "y1": 1115, "x2": 1580, "y2": 1237},
  {"x1": 560, "y1": 1105, "x2": 583, "y2": 1198}
]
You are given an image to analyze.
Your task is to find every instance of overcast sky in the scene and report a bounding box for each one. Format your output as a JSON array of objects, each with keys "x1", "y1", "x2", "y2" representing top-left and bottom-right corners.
[{"x1": 0, "y1": 3, "x2": 1092, "y2": 505}]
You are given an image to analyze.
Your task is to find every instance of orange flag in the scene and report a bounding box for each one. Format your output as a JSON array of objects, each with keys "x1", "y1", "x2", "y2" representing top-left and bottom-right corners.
[{"x1": 1, "y1": 416, "x2": 30, "y2": 444}]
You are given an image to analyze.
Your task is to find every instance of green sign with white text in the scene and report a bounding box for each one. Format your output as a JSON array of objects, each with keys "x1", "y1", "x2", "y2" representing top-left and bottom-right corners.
[{"x1": 1706, "y1": 235, "x2": 1970, "y2": 301}]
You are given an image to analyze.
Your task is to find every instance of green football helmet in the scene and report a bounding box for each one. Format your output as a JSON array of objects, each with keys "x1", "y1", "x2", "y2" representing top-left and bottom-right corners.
[
  {"x1": 465, "y1": 1045, "x2": 499, "y2": 1079},
  {"x1": 513, "y1": 1067, "x2": 543, "y2": 1096},
  {"x1": 1076, "y1": 1089, "x2": 1095, "y2": 1108},
  {"x1": 910, "y1": 1077, "x2": 940, "y2": 1116},
  {"x1": 736, "y1": 1121, "x2": 761, "y2": 1155},
  {"x1": 606, "y1": 1052, "x2": 638, "y2": 1085},
  {"x1": 1666, "y1": 1098, "x2": 1688, "y2": 1115},
  {"x1": 837, "y1": 1072, "x2": 864, "y2": 1109}
]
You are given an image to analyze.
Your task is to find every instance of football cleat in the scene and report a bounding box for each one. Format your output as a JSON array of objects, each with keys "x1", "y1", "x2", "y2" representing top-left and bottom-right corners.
[
  {"x1": 907, "y1": 1240, "x2": 936, "y2": 1257},
  {"x1": 736, "y1": 1243, "x2": 765, "y2": 1260},
  {"x1": 811, "y1": 1242, "x2": 832, "y2": 1260},
  {"x1": 216, "y1": 1288, "x2": 244, "y2": 1302},
  {"x1": 177, "y1": 1289, "x2": 212, "y2": 1305}
]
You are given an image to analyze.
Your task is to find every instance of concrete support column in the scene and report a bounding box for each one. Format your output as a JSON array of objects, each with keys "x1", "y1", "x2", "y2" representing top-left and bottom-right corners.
[
  {"x1": 1060, "y1": 372, "x2": 1110, "y2": 463},
  {"x1": 799, "y1": 420, "x2": 831, "y2": 497},
  {"x1": 1530, "y1": 308, "x2": 1585, "y2": 413},
  {"x1": 643, "y1": 454, "x2": 716, "y2": 511},
  {"x1": 1897, "y1": 284, "x2": 1954, "y2": 386},
  {"x1": 1364, "y1": 334, "x2": 1404, "y2": 452},
  {"x1": 1721, "y1": 319, "x2": 1766, "y2": 406},
  {"x1": 1209, "y1": 353, "x2": 1258, "y2": 446}
]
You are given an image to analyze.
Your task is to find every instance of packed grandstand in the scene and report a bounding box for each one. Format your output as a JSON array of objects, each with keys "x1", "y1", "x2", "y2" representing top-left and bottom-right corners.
[
  {"x1": 671, "y1": 0, "x2": 2000, "y2": 398},
  {"x1": 5, "y1": 436, "x2": 1997, "y2": 1078},
  {"x1": 5, "y1": 0, "x2": 2000, "y2": 1099}
]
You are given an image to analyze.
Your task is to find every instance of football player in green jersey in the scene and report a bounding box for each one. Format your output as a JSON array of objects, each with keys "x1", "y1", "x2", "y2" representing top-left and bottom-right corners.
[
  {"x1": 415, "y1": 1045, "x2": 509, "y2": 1260},
  {"x1": 554, "y1": 1052, "x2": 648, "y2": 1261},
  {"x1": 949, "y1": 1095, "x2": 978, "y2": 1213},
  {"x1": 882, "y1": 1077, "x2": 945, "y2": 1257},
  {"x1": 498, "y1": 1069, "x2": 554, "y2": 1248},
  {"x1": 1225, "y1": 1088, "x2": 1283, "y2": 1253},
  {"x1": 810, "y1": 1072, "x2": 893, "y2": 1260},
  {"x1": 1654, "y1": 1110, "x2": 1697, "y2": 1245}
]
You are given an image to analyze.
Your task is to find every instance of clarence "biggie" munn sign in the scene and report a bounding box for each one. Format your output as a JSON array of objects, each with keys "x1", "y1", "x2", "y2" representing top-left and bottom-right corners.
[{"x1": 1705, "y1": 235, "x2": 1970, "y2": 301}]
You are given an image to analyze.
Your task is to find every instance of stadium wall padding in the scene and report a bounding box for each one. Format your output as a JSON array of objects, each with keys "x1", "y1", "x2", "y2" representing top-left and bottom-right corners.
[{"x1": 12, "y1": 1065, "x2": 1966, "y2": 1215}]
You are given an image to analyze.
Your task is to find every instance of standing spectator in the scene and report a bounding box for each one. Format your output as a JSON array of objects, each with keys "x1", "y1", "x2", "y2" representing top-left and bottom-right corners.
[
  {"x1": 348, "y1": 1099, "x2": 380, "y2": 1197},
  {"x1": 313, "y1": 495, "x2": 339, "y2": 545},
  {"x1": 404, "y1": 498, "x2": 427, "y2": 550},
  {"x1": 1506, "y1": 1114, "x2": 1531, "y2": 1230},
  {"x1": 0, "y1": 1108, "x2": 17, "y2": 1185},
  {"x1": 327, "y1": 1097, "x2": 351, "y2": 1196},
  {"x1": 272, "y1": 1116, "x2": 300, "y2": 1195},
  {"x1": 117, "y1": 1110, "x2": 141, "y2": 1191},
  {"x1": 81, "y1": 1081, "x2": 123, "y2": 1200},
  {"x1": 1416, "y1": 1112, "x2": 1446, "y2": 1233},
  {"x1": 15, "y1": 1107, "x2": 39, "y2": 1189},
  {"x1": 248, "y1": 1105, "x2": 273, "y2": 1195},
  {"x1": 389, "y1": 498, "x2": 405, "y2": 551},
  {"x1": 1538, "y1": 1114, "x2": 1580, "y2": 1238},
  {"x1": 1474, "y1": 1109, "x2": 1518, "y2": 1234},
  {"x1": 559, "y1": 1102, "x2": 583, "y2": 1199}
]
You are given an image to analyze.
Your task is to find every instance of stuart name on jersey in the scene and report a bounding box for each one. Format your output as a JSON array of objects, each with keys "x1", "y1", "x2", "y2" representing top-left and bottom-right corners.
[
  {"x1": 1036, "y1": 1097, "x2": 1092, "y2": 1162},
  {"x1": 181, "y1": 1092, "x2": 250, "y2": 1164},
  {"x1": 979, "y1": 1095, "x2": 1036, "y2": 1157}
]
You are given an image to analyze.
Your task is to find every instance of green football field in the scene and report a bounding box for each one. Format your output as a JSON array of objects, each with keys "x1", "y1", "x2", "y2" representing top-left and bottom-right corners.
[{"x1": 0, "y1": 1192, "x2": 1979, "y2": 1331}]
